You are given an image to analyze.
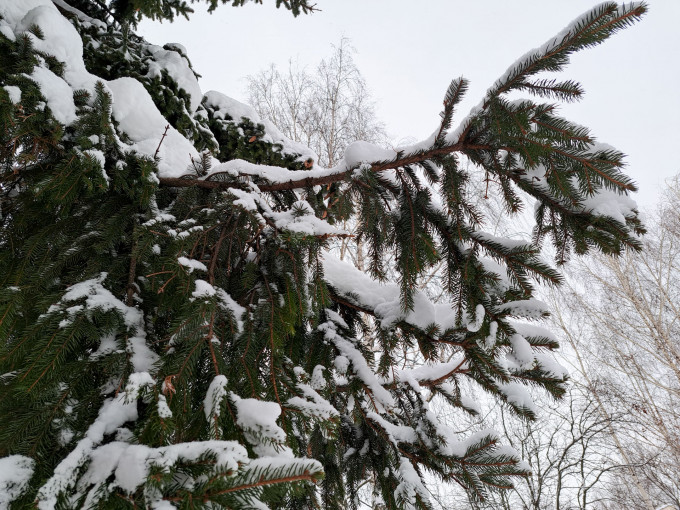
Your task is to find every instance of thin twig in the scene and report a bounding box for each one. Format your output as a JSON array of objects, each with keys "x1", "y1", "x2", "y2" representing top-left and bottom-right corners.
[{"x1": 154, "y1": 125, "x2": 170, "y2": 159}]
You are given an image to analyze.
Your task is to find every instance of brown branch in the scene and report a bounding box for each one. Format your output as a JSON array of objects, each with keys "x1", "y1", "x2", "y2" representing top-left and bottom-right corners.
[
  {"x1": 158, "y1": 143, "x2": 496, "y2": 193},
  {"x1": 126, "y1": 236, "x2": 138, "y2": 307},
  {"x1": 154, "y1": 125, "x2": 170, "y2": 159},
  {"x1": 200, "y1": 471, "x2": 316, "y2": 500}
]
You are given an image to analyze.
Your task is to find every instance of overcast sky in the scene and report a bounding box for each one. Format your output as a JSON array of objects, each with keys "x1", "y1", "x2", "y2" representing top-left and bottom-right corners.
[{"x1": 138, "y1": 1, "x2": 680, "y2": 209}]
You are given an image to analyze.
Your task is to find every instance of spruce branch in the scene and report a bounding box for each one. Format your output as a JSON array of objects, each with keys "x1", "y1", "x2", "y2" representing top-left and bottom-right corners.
[{"x1": 157, "y1": 143, "x2": 498, "y2": 192}]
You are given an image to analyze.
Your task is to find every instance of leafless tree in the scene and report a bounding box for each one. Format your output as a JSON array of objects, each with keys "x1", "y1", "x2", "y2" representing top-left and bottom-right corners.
[
  {"x1": 246, "y1": 37, "x2": 386, "y2": 168},
  {"x1": 549, "y1": 176, "x2": 680, "y2": 510},
  {"x1": 428, "y1": 384, "x2": 635, "y2": 510},
  {"x1": 247, "y1": 38, "x2": 387, "y2": 269}
]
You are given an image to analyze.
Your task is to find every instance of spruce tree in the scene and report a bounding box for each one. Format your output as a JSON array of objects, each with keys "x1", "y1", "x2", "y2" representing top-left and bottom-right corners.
[{"x1": 0, "y1": 1, "x2": 646, "y2": 508}]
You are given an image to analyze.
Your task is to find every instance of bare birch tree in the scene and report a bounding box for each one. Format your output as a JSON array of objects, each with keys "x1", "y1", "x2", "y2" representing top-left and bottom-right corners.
[
  {"x1": 246, "y1": 37, "x2": 386, "y2": 168},
  {"x1": 550, "y1": 176, "x2": 680, "y2": 509}
]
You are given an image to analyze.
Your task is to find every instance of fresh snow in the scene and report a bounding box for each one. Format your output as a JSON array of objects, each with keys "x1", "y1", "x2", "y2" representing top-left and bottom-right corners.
[
  {"x1": 145, "y1": 44, "x2": 202, "y2": 114},
  {"x1": 0, "y1": 456, "x2": 34, "y2": 510},
  {"x1": 37, "y1": 396, "x2": 138, "y2": 509},
  {"x1": 177, "y1": 256, "x2": 207, "y2": 273},
  {"x1": 204, "y1": 90, "x2": 317, "y2": 163},
  {"x1": 498, "y1": 382, "x2": 538, "y2": 415},
  {"x1": 204, "y1": 375, "x2": 228, "y2": 421},
  {"x1": 2, "y1": 85, "x2": 21, "y2": 104},
  {"x1": 323, "y1": 253, "x2": 459, "y2": 330},
  {"x1": 582, "y1": 188, "x2": 638, "y2": 224},
  {"x1": 107, "y1": 78, "x2": 200, "y2": 177},
  {"x1": 192, "y1": 279, "x2": 216, "y2": 298},
  {"x1": 29, "y1": 65, "x2": 78, "y2": 125},
  {"x1": 343, "y1": 140, "x2": 397, "y2": 168},
  {"x1": 57, "y1": 273, "x2": 158, "y2": 372}
]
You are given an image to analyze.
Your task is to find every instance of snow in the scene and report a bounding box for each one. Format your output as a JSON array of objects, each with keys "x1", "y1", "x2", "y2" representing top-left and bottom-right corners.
[
  {"x1": 511, "y1": 322, "x2": 557, "y2": 344},
  {"x1": 479, "y1": 320, "x2": 498, "y2": 350},
  {"x1": 582, "y1": 188, "x2": 638, "y2": 224},
  {"x1": 366, "y1": 412, "x2": 417, "y2": 445},
  {"x1": 79, "y1": 440, "x2": 248, "y2": 504},
  {"x1": 204, "y1": 90, "x2": 317, "y2": 162},
  {"x1": 107, "y1": 78, "x2": 200, "y2": 177},
  {"x1": 215, "y1": 288, "x2": 246, "y2": 332},
  {"x1": 146, "y1": 44, "x2": 202, "y2": 114},
  {"x1": 535, "y1": 353, "x2": 568, "y2": 379},
  {"x1": 499, "y1": 382, "x2": 538, "y2": 414},
  {"x1": 206, "y1": 158, "x2": 336, "y2": 188},
  {"x1": 0, "y1": 23, "x2": 15, "y2": 42},
  {"x1": 204, "y1": 90, "x2": 259, "y2": 123},
  {"x1": 395, "y1": 457, "x2": 431, "y2": 510},
  {"x1": 496, "y1": 298, "x2": 549, "y2": 319},
  {"x1": 0, "y1": 456, "x2": 34, "y2": 510},
  {"x1": 29, "y1": 66, "x2": 77, "y2": 125},
  {"x1": 320, "y1": 317, "x2": 396, "y2": 409},
  {"x1": 287, "y1": 393, "x2": 338, "y2": 420},
  {"x1": 37, "y1": 396, "x2": 138, "y2": 509},
  {"x1": 51, "y1": 0, "x2": 107, "y2": 30},
  {"x1": 466, "y1": 303, "x2": 485, "y2": 332},
  {"x1": 343, "y1": 140, "x2": 397, "y2": 168},
  {"x1": 459, "y1": 394, "x2": 482, "y2": 414},
  {"x1": 439, "y1": 428, "x2": 498, "y2": 458},
  {"x1": 287, "y1": 374, "x2": 338, "y2": 420},
  {"x1": 177, "y1": 256, "x2": 207, "y2": 273},
  {"x1": 157, "y1": 395, "x2": 172, "y2": 418},
  {"x1": 473, "y1": 230, "x2": 532, "y2": 250},
  {"x1": 508, "y1": 333, "x2": 535, "y2": 370},
  {"x1": 231, "y1": 394, "x2": 286, "y2": 446},
  {"x1": 125, "y1": 371, "x2": 155, "y2": 400},
  {"x1": 204, "y1": 375, "x2": 228, "y2": 421},
  {"x1": 310, "y1": 365, "x2": 326, "y2": 390},
  {"x1": 18, "y1": 4, "x2": 88, "y2": 77},
  {"x1": 395, "y1": 356, "x2": 466, "y2": 387},
  {"x1": 323, "y1": 253, "x2": 458, "y2": 331},
  {"x1": 268, "y1": 200, "x2": 347, "y2": 236},
  {"x1": 192, "y1": 279, "x2": 216, "y2": 298},
  {"x1": 83, "y1": 149, "x2": 107, "y2": 182},
  {"x1": 3, "y1": 85, "x2": 21, "y2": 104},
  {"x1": 58, "y1": 273, "x2": 158, "y2": 373}
]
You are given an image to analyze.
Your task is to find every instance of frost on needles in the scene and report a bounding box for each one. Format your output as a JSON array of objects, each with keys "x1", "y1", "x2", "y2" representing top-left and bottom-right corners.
[{"x1": 0, "y1": 1, "x2": 646, "y2": 509}]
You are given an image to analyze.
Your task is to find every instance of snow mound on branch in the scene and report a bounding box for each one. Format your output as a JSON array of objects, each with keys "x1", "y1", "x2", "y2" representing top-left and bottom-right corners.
[
  {"x1": 322, "y1": 254, "x2": 458, "y2": 330},
  {"x1": 29, "y1": 66, "x2": 77, "y2": 125},
  {"x1": 146, "y1": 44, "x2": 202, "y2": 114},
  {"x1": 37, "y1": 396, "x2": 138, "y2": 509},
  {"x1": 17, "y1": 4, "x2": 88, "y2": 77},
  {"x1": 107, "y1": 78, "x2": 200, "y2": 177},
  {"x1": 0, "y1": 0, "x2": 199, "y2": 177},
  {"x1": 232, "y1": 395, "x2": 286, "y2": 444},
  {"x1": 0, "y1": 456, "x2": 34, "y2": 510},
  {"x1": 203, "y1": 90, "x2": 318, "y2": 162},
  {"x1": 3, "y1": 85, "x2": 21, "y2": 104},
  {"x1": 342, "y1": 140, "x2": 396, "y2": 168},
  {"x1": 80, "y1": 441, "x2": 247, "y2": 499},
  {"x1": 204, "y1": 375, "x2": 228, "y2": 420},
  {"x1": 582, "y1": 188, "x2": 638, "y2": 224},
  {"x1": 204, "y1": 90, "x2": 259, "y2": 123},
  {"x1": 57, "y1": 272, "x2": 158, "y2": 373}
]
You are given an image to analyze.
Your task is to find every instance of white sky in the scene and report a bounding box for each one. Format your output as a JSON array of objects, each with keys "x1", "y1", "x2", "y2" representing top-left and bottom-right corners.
[{"x1": 138, "y1": 0, "x2": 680, "y2": 209}]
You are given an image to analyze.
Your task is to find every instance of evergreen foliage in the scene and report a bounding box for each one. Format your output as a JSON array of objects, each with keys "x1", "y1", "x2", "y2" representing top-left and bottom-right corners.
[{"x1": 0, "y1": 1, "x2": 646, "y2": 508}]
